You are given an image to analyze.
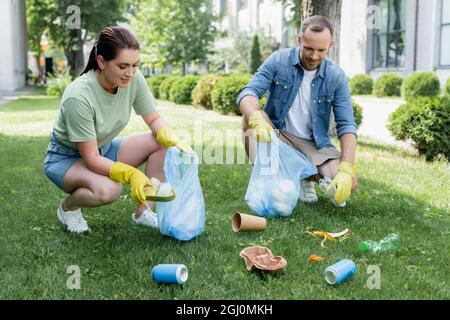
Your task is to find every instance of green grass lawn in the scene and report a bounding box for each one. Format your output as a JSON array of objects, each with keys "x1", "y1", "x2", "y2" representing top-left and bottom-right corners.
[{"x1": 0, "y1": 95, "x2": 449, "y2": 299}]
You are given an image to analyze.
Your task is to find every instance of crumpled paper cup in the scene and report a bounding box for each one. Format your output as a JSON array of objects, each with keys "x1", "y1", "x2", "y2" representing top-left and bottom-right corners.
[{"x1": 239, "y1": 246, "x2": 287, "y2": 275}]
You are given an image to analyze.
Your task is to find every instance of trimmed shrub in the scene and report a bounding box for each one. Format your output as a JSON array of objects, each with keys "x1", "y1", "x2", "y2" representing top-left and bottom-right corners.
[
  {"x1": 350, "y1": 74, "x2": 373, "y2": 95},
  {"x1": 388, "y1": 97, "x2": 450, "y2": 161},
  {"x1": 146, "y1": 75, "x2": 169, "y2": 99},
  {"x1": 211, "y1": 74, "x2": 251, "y2": 115},
  {"x1": 169, "y1": 75, "x2": 200, "y2": 105},
  {"x1": 373, "y1": 74, "x2": 403, "y2": 97},
  {"x1": 401, "y1": 71, "x2": 440, "y2": 100},
  {"x1": 352, "y1": 100, "x2": 363, "y2": 128},
  {"x1": 46, "y1": 68, "x2": 72, "y2": 97},
  {"x1": 192, "y1": 74, "x2": 221, "y2": 109},
  {"x1": 159, "y1": 76, "x2": 180, "y2": 100},
  {"x1": 444, "y1": 77, "x2": 450, "y2": 97}
]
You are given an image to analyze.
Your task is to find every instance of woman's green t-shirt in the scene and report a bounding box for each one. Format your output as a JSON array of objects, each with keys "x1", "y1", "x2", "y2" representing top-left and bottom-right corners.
[{"x1": 53, "y1": 69, "x2": 155, "y2": 148}]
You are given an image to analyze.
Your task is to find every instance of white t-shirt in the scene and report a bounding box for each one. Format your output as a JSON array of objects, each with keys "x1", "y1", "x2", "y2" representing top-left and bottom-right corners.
[{"x1": 285, "y1": 68, "x2": 317, "y2": 140}]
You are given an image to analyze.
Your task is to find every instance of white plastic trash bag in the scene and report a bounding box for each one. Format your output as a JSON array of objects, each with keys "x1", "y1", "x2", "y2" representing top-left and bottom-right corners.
[
  {"x1": 156, "y1": 147, "x2": 205, "y2": 241},
  {"x1": 245, "y1": 133, "x2": 317, "y2": 217}
]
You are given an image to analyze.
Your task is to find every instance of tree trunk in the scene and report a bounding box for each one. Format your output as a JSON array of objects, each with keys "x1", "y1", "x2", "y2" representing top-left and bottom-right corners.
[
  {"x1": 33, "y1": 52, "x2": 44, "y2": 85},
  {"x1": 302, "y1": 0, "x2": 343, "y2": 137},
  {"x1": 301, "y1": 0, "x2": 313, "y2": 22},
  {"x1": 182, "y1": 61, "x2": 187, "y2": 76},
  {"x1": 68, "y1": 29, "x2": 85, "y2": 78}
]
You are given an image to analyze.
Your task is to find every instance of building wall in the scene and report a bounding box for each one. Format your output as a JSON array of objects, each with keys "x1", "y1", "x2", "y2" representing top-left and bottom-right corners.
[
  {"x1": 401, "y1": 0, "x2": 418, "y2": 76},
  {"x1": 385, "y1": 0, "x2": 449, "y2": 86},
  {"x1": 339, "y1": 0, "x2": 369, "y2": 77},
  {"x1": 415, "y1": 0, "x2": 434, "y2": 71},
  {"x1": 0, "y1": 0, "x2": 27, "y2": 92},
  {"x1": 431, "y1": 0, "x2": 450, "y2": 86},
  {"x1": 340, "y1": 0, "x2": 449, "y2": 86}
]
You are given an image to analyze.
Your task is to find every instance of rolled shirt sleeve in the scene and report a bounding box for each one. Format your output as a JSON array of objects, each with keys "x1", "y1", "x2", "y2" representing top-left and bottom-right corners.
[
  {"x1": 236, "y1": 51, "x2": 279, "y2": 108},
  {"x1": 333, "y1": 73, "x2": 358, "y2": 138}
]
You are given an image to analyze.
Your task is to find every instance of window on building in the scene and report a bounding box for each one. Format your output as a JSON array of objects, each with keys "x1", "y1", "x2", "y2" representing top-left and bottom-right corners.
[
  {"x1": 440, "y1": 0, "x2": 450, "y2": 66},
  {"x1": 372, "y1": 0, "x2": 406, "y2": 68}
]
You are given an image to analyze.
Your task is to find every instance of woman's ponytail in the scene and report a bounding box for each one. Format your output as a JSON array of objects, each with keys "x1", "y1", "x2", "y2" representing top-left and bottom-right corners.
[{"x1": 79, "y1": 43, "x2": 99, "y2": 76}]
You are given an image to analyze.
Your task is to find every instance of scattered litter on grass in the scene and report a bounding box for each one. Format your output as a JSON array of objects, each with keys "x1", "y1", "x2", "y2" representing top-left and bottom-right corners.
[
  {"x1": 240, "y1": 246, "x2": 287, "y2": 276},
  {"x1": 304, "y1": 228, "x2": 350, "y2": 248},
  {"x1": 308, "y1": 255, "x2": 324, "y2": 263}
]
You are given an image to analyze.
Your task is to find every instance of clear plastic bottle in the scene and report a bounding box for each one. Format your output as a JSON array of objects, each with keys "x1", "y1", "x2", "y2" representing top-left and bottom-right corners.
[
  {"x1": 358, "y1": 233, "x2": 400, "y2": 253},
  {"x1": 319, "y1": 177, "x2": 346, "y2": 207}
]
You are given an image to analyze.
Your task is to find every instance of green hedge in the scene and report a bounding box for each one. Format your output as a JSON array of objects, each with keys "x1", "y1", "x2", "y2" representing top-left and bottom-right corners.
[
  {"x1": 388, "y1": 97, "x2": 450, "y2": 161},
  {"x1": 352, "y1": 100, "x2": 363, "y2": 128},
  {"x1": 169, "y1": 76, "x2": 200, "y2": 105},
  {"x1": 159, "y1": 77, "x2": 180, "y2": 100},
  {"x1": 401, "y1": 71, "x2": 440, "y2": 100},
  {"x1": 373, "y1": 74, "x2": 403, "y2": 97},
  {"x1": 211, "y1": 74, "x2": 252, "y2": 115},
  {"x1": 146, "y1": 75, "x2": 169, "y2": 99},
  {"x1": 444, "y1": 78, "x2": 450, "y2": 97},
  {"x1": 192, "y1": 74, "x2": 221, "y2": 110},
  {"x1": 350, "y1": 74, "x2": 373, "y2": 95}
]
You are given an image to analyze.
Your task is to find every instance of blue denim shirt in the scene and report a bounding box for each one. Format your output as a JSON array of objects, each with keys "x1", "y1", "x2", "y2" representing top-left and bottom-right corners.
[{"x1": 236, "y1": 48, "x2": 357, "y2": 149}]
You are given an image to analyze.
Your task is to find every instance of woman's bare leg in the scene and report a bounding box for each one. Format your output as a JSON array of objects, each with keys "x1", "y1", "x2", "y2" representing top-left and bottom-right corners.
[
  {"x1": 117, "y1": 132, "x2": 166, "y2": 217},
  {"x1": 62, "y1": 160, "x2": 122, "y2": 211}
]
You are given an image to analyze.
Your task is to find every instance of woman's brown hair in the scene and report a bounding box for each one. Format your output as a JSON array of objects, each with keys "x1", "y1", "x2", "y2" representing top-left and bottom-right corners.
[{"x1": 80, "y1": 26, "x2": 140, "y2": 76}]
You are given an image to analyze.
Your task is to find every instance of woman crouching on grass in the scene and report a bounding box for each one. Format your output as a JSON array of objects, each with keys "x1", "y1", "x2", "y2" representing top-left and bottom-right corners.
[{"x1": 43, "y1": 26, "x2": 190, "y2": 233}]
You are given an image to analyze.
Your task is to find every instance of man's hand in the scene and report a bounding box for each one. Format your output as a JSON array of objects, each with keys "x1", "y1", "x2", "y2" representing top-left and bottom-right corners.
[
  {"x1": 332, "y1": 161, "x2": 356, "y2": 204},
  {"x1": 156, "y1": 126, "x2": 192, "y2": 153},
  {"x1": 109, "y1": 162, "x2": 154, "y2": 205},
  {"x1": 248, "y1": 110, "x2": 273, "y2": 143}
]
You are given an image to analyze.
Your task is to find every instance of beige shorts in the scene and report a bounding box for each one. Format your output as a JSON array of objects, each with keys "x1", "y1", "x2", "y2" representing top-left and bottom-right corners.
[{"x1": 277, "y1": 130, "x2": 341, "y2": 166}]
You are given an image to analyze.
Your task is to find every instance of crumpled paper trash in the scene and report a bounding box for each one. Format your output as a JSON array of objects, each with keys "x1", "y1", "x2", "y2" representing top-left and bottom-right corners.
[{"x1": 239, "y1": 246, "x2": 287, "y2": 275}]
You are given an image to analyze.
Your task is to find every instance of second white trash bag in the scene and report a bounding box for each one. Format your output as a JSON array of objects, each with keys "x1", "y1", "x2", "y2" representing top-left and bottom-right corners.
[
  {"x1": 156, "y1": 147, "x2": 205, "y2": 241},
  {"x1": 245, "y1": 132, "x2": 317, "y2": 218}
]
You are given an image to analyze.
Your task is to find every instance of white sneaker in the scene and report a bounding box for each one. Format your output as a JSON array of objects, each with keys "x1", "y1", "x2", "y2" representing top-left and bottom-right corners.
[
  {"x1": 299, "y1": 180, "x2": 318, "y2": 203},
  {"x1": 57, "y1": 201, "x2": 90, "y2": 233},
  {"x1": 132, "y1": 208, "x2": 158, "y2": 228}
]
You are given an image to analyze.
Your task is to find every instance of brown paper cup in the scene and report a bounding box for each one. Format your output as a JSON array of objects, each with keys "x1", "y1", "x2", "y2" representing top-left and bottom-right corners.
[{"x1": 232, "y1": 211, "x2": 267, "y2": 232}]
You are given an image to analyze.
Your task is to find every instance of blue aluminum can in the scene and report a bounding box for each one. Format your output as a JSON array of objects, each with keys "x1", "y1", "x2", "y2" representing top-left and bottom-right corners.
[
  {"x1": 151, "y1": 264, "x2": 188, "y2": 284},
  {"x1": 324, "y1": 259, "x2": 356, "y2": 285}
]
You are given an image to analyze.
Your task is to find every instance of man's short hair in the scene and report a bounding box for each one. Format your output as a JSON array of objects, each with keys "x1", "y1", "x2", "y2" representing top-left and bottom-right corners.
[{"x1": 299, "y1": 15, "x2": 334, "y2": 37}]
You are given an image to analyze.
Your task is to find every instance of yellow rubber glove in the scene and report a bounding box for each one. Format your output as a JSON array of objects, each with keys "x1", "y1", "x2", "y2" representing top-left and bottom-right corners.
[
  {"x1": 332, "y1": 161, "x2": 357, "y2": 205},
  {"x1": 109, "y1": 162, "x2": 154, "y2": 205},
  {"x1": 248, "y1": 110, "x2": 273, "y2": 143},
  {"x1": 156, "y1": 126, "x2": 192, "y2": 153}
]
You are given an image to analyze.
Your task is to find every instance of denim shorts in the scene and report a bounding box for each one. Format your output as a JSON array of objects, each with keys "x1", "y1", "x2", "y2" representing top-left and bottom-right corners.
[{"x1": 43, "y1": 134, "x2": 122, "y2": 191}]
